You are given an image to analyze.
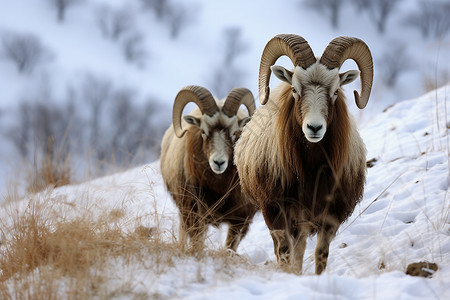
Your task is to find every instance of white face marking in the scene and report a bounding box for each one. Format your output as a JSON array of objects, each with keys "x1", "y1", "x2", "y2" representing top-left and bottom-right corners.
[
  {"x1": 209, "y1": 131, "x2": 228, "y2": 174},
  {"x1": 291, "y1": 64, "x2": 340, "y2": 143},
  {"x1": 199, "y1": 109, "x2": 244, "y2": 174}
]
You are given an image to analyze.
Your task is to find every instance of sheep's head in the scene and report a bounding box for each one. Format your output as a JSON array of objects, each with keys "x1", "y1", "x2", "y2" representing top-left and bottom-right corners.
[
  {"x1": 259, "y1": 34, "x2": 373, "y2": 143},
  {"x1": 173, "y1": 86, "x2": 255, "y2": 174}
]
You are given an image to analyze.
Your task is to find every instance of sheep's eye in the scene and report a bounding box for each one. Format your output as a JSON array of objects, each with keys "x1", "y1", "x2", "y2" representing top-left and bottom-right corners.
[
  {"x1": 334, "y1": 90, "x2": 339, "y2": 96},
  {"x1": 291, "y1": 86, "x2": 297, "y2": 94}
]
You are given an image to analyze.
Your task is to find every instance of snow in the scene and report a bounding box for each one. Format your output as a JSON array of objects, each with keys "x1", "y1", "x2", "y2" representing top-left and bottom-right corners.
[
  {"x1": 1, "y1": 0, "x2": 450, "y2": 298},
  {"x1": 1, "y1": 83, "x2": 449, "y2": 299}
]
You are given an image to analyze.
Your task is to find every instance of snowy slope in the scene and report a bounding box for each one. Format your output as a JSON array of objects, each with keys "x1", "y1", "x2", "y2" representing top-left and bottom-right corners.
[{"x1": 1, "y1": 84, "x2": 448, "y2": 299}]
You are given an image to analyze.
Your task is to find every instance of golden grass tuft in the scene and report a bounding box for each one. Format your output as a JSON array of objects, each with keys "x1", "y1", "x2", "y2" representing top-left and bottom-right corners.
[
  {"x1": 0, "y1": 196, "x2": 179, "y2": 299},
  {"x1": 0, "y1": 190, "x2": 254, "y2": 299},
  {"x1": 26, "y1": 153, "x2": 72, "y2": 194}
]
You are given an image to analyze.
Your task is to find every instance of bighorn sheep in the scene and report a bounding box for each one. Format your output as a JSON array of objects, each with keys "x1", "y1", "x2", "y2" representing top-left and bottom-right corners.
[
  {"x1": 161, "y1": 85, "x2": 257, "y2": 251},
  {"x1": 234, "y1": 34, "x2": 373, "y2": 274}
]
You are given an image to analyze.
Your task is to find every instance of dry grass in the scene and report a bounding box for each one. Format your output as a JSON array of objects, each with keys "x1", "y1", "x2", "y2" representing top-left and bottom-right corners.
[
  {"x1": 26, "y1": 154, "x2": 71, "y2": 193},
  {"x1": 0, "y1": 195, "x2": 161, "y2": 298},
  {"x1": 0, "y1": 188, "x2": 252, "y2": 299}
]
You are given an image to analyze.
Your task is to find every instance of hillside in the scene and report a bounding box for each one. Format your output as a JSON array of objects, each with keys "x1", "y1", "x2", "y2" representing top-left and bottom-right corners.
[{"x1": 0, "y1": 84, "x2": 448, "y2": 299}]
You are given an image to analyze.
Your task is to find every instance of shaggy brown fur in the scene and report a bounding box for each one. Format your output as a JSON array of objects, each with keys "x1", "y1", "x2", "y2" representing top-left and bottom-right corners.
[
  {"x1": 161, "y1": 107, "x2": 257, "y2": 252},
  {"x1": 235, "y1": 82, "x2": 366, "y2": 274}
]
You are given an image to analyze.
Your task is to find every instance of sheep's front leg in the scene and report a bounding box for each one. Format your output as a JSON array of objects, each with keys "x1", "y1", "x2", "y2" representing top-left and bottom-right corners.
[
  {"x1": 188, "y1": 221, "x2": 207, "y2": 251},
  {"x1": 315, "y1": 222, "x2": 338, "y2": 275},
  {"x1": 178, "y1": 195, "x2": 207, "y2": 252},
  {"x1": 262, "y1": 203, "x2": 292, "y2": 268},
  {"x1": 270, "y1": 229, "x2": 291, "y2": 266},
  {"x1": 225, "y1": 219, "x2": 251, "y2": 251},
  {"x1": 291, "y1": 230, "x2": 307, "y2": 274}
]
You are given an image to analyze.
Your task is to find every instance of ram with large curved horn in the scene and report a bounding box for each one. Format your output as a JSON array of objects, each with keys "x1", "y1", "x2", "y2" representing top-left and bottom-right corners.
[
  {"x1": 319, "y1": 36, "x2": 374, "y2": 109},
  {"x1": 161, "y1": 85, "x2": 257, "y2": 252},
  {"x1": 235, "y1": 34, "x2": 373, "y2": 274}
]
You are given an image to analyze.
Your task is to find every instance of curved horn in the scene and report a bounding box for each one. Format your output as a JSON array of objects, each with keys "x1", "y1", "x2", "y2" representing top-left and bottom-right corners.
[
  {"x1": 222, "y1": 88, "x2": 256, "y2": 117},
  {"x1": 259, "y1": 34, "x2": 316, "y2": 105},
  {"x1": 319, "y1": 36, "x2": 374, "y2": 109},
  {"x1": 172, "y1": 85, "x2": 218, "y2": 138}
]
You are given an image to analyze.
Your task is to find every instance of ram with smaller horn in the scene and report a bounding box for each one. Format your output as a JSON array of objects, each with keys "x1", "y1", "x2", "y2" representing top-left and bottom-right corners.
[
  {"x1": 161, "y1": 85, "x2": 257, "y2": 251},
  {"x1": 235, "y1": 34, "x2": 373, "y2": 274}
]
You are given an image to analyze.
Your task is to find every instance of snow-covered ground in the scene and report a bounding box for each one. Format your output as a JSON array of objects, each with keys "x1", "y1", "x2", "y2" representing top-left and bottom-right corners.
[{"x1": 1, "y1": 83, "x2": 448, "y2": 299}]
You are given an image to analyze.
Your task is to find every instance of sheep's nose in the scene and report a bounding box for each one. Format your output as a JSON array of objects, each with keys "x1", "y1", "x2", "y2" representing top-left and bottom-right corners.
[
  {"x1": 213, "y1": 160, "x2": 225, "y2": 168},
  {"x1": 307, "y1": 124, "x2": 323, "y2": 133}
]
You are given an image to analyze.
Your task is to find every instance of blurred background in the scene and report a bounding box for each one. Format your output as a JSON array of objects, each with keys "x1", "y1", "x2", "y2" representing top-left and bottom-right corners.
[{"x1": 0, "y1": 0, "x2": 449, "y2": 194}]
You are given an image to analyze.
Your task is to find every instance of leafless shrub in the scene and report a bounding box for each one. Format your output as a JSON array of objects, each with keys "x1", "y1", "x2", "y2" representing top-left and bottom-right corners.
[
  {"x1": 81, "y1": 73, "x2": 112, "y2": 163},
  {"x1": 96, "y1": 4, "x2": 149, "y2": 66},
  {"x1": 79, "y1": 73, "x2": 167, "y2": 166},
  {"x1": 367, "y1": 0, "x2": 402, "y2": 34},
  {"x1": 121, "y1": 32, "x2": 148, "y2": 67},
  {"x1": 95, "y1": 4, "x2": 135, "y2": 41},
  {"x1": 210, "y1": 27, "x2": 249, "y2": 98},
  {"x1": 140, "y1": 0, "x2": 171, "y2": 20},
  {"x1": 165, "y1": 4, "x2": 196, "y2": 39},
  {"x1": 351, "y1": 0, "x2": 371, "y2": 12},
  {"x1": 378, "y1": 42, "x2": 412, "y2": 87},
  {"x1": 141, "y1": 0, "x2": 197, "y2": 39},
  {"x1": 301, "y1": 0, "x2": 344, "y2": 28},
  {"x1": 7, "y1": 94, "x2": 76, "y2": 191},
  {"x1": 108, "y1": 89, "x2": 168, "y2": 165},
  {"x1": 1, "y1": 31, "x2": 53, "y2": 73},
  {"x1": 46, "y1": 0, "x2": 84, "y2": 22},
  {"x1": 404, "y1": 0, "x2": 450, "y2": 38}
]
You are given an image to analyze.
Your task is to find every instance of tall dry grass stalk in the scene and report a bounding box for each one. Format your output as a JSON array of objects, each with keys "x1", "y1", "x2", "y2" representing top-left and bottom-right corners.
[
  {"x1": 0, "y1": 188, "x2": 252, "y2": 299},
  {"x1": 26, "y1": 154, "x2": 71, "y2": 193},
  {"x1": 0, "y1": 194, "x2": 170, "y2": 298}
]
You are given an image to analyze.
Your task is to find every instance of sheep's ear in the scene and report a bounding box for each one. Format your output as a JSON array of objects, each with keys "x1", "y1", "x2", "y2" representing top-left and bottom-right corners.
[
  {"x1": 271, "y1": 65, "x2": 293, "y2": 84},
  {"x1": 339, "y1": 70, "x2": 360, "y2": 86},
  {"x1": 238, "y1": 117, "x2": 251, "y2": 128},
  {"x1": 183, "y1": 115, "x2": 201, "y2": 127}
]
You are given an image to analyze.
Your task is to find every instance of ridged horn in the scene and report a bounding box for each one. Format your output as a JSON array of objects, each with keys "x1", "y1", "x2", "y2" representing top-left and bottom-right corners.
[
  {"x1": 319, "y1": 36, "x2": 374, "y2": 109},
  {"x1": 222, "y1": 88, "x2": 256, "y2": 117},
  {"x1": 259, "y1": 34, "x2": 316, "y2": 105},
  {"x1": 172, "y1": 85, "x2": 218, "y2": 138}
]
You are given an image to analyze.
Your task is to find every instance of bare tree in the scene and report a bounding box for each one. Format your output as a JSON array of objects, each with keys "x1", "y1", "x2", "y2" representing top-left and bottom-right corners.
[
  {"x1": 379, "y1": 43, "x2": 412, "y2": 87},
  {"x1": 96, "y1": 4, "x2": 135, "y2": 41},
  {"x1": 121, "y1": 32, "x2": 148, "y2": 67},
  {"x1": 165, "y1": 4, "x2": 196, "y2": 39},
  {"x1": 140, "y1": 0, "x2": 170, "y2": 20},
  {"x1": 8, "y1": 102, "x2": 32, "y2": 158},
  {"x1": 108, "y1": 89, "x2": 168, "y2": 164},
  {"x1": 302, "y1": 0, "x2": 344, "y2": 28},
  {"x1": 141, "y1": 0, "x2": 197, "y2": 39},
  {"x1": 404, "y1": 0, "x2": 450, "y2": 38},
  {"x1": 1, "y1": 31, "x2": 53, "y2": 73},
  {"x1": 351, "y1": 0, "x2": 371, "y2": 12},
  {"x1": 110, "y1": 88, "x2": 135, "y2": 163},
  {"x1": 222, "y1": 27, "x2": 248, "y2": 65},
  {"x1": 82, "y1": 73, "x2": 112, "y2": 162},
  {"x1": 368, "y1": 0, "x2": 402, "y2": 34},
  {"x1": 46, "y1": 0, "x2": 83, "y2": 22},
  {"x1": 210, "y1": 27, "x2": 249, "y2": 98}
]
